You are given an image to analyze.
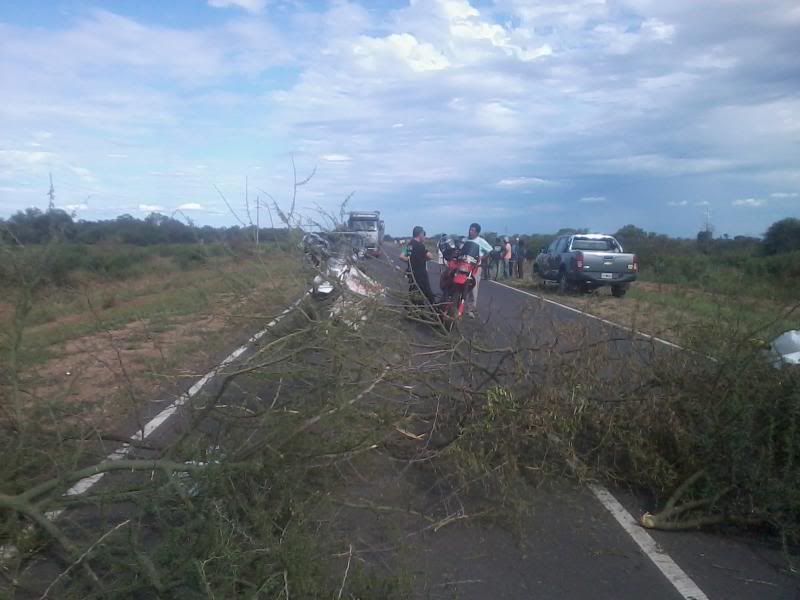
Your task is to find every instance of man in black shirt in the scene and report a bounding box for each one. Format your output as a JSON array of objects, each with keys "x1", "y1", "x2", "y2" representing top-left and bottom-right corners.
[{"x1": 402, "y1": 225, "x2": 435, "y2": 306}]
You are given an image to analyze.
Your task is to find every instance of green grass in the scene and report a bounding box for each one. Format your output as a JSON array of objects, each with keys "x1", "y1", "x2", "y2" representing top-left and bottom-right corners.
[
  {"x1": 499, "y1": 274, "x2": 799, "y2": 351},
  {"x1": 4, "y1": 251, "x2": 305, "y2": 368},
  {"x1": 628, "y1": 284, "x2": 799, "y2": 343}
]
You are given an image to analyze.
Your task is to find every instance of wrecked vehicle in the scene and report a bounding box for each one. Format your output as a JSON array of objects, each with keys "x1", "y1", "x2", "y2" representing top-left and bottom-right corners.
[{"x1": 302, "y1": 231, "x2": 383, "y2": 326}]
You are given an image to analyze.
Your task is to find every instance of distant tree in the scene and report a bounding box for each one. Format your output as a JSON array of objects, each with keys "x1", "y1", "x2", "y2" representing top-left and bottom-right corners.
[
  {"x1": 696, "y1": 229, "x2": 713, "y2": 254},
  {"x1": 3, "y1": 207, "x2": 75, "y2": 243},
  {"x1": 614, "y1": 224, "x2": 646, "y2": 240},
  {"x1": 696, "y1": 230, "x2": 713, "y2": 243},
  {"x1": 763, "y1": 218, "x2": 800, "y2": 255},
  {"x1": 613, "y1": 224, "x2": 647, "y2": 250}
]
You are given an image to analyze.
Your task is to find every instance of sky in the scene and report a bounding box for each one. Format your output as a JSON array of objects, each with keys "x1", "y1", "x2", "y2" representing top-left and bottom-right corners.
[{"x1": 1, "y1": 0, "x2": 798, "y2": 238}]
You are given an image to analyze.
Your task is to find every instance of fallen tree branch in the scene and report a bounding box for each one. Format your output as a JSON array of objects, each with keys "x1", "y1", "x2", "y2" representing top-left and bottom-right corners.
[{"x1": 15, "y1": 459, "x2": 215, "y2": 504}]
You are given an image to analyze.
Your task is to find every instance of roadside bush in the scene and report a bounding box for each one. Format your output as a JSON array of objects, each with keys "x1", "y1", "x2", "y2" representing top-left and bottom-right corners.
[
  {"x1": 583, "y1": 343, "x2": 800, "y2": 546},
  {"x1": 165, "y1": 244, "x2": 209, "y2": 270},
  {"x1": 439, "y1": 315, "x2": 800, "y2": 562}
]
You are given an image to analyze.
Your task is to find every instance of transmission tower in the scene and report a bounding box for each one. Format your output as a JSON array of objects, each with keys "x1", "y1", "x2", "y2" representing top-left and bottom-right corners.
[
  {"x1": 47, "y1": 172, "x2": 55, "y2": 211},
  {"x1": 703, "y1": 207, "x2": 713, "y2": 234}
]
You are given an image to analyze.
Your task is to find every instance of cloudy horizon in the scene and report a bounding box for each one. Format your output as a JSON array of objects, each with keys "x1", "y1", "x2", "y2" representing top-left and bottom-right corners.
[{"x1": 1, "y1": 0, "x2": 798, "y2": 238}]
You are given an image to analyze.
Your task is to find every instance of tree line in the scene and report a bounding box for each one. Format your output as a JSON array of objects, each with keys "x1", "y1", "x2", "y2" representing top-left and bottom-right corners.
[{"x1": 0, "y1": 208, "x2": 291, "y2": 246}]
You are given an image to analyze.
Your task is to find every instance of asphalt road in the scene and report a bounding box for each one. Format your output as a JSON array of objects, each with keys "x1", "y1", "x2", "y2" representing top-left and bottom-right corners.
[{"x1": 360, "y1": 253, "x2": 800, "y2": 600}]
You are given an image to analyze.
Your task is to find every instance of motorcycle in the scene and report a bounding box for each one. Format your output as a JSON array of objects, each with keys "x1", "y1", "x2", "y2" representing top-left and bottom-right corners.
[{"x1": 437, "y1": 237, "x2": 482, "y2": 326}]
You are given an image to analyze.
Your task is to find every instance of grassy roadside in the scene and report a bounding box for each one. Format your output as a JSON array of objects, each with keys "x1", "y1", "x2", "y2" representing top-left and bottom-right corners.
[
  {"x1": 0, "y1": 245, "x2": 307, "y2": 431},
  {"x1": 499, "y1": 275, "x2": 799, "y2": 350},
  {"x1": 2, "y1": 270, "x2": 414, "y2": 598}
]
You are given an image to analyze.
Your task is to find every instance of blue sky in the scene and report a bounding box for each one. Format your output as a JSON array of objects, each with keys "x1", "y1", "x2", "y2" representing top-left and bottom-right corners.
[{"x1": 1, "y1": 0, "x2": 798, "y2": 238}]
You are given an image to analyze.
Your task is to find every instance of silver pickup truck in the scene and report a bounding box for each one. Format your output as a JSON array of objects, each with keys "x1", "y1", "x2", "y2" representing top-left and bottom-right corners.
[{"x1": 533, "y1": 233, "x2": 638, "y2": 297}]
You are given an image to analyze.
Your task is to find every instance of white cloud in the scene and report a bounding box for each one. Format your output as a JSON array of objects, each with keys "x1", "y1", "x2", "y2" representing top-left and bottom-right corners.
[
  {"x1": 640, "y1": 18, "x2": 675, "y2": 42},
  {"x1": 476, "y1": 101, "x2": 519, "y2": 132},
  {"x1": 771, "y1": 191, "x2": 798, "y2": 198},
  {"x1": 0, "y1": 149, "x2": 53, "y2": 165},
  {"x1": 579, "y1": 196, "x2": 606, "y2": 203},
  {"x1": 62, "y1": 203, "x2": 89, "y2": 212},
  {"x1": 139, "y1": 204, "x2": 164, "y2": 212},
  {"x1": 0, "y1": 149, "x2": 54, "y2": 178},
  {"x1": 668, "y1": 200, "x2": 688, "y2": 206},
  {"x1": 107, "y1": 153, "x2": 128, "y2": 158},
  {"x1": 732, "y1": 198, "x2": 765, "y2": 207},
  {"x1": 695, "y1": 200, "x2": 710, "y2": 206},
  {"x1": 352, "y1": 33, "x2": 450, "y2": 72},
  {"x1": 178, "y1": 203, "x2": 204, "y2": 210},
  {"x1": 69, "y1": 165, "x2": 97, "y2": 183},
  {"x1": 207, "y1": 0, "x2": 267, "y2": 14},
  {"x1": 321, "y1": 154, "x2": 352, "y2": 162},
  {"x1": 496, "y1": 177, "x2": 557, "y2": 188},
  {"x1": 595, "y1": 154, "x2": 734, "y2": 176}
]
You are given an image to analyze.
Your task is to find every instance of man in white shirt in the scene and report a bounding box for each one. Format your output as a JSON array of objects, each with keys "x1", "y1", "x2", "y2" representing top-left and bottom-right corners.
[
  {"x1": 465, "y1": 222, "x2": 493, "y2": 317},
  {"x1": 437, "y1": 233, "x2": 447, "y2": 273}
]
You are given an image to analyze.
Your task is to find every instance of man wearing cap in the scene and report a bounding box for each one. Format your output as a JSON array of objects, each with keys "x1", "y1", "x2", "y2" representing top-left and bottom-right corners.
[{"x1": 464, "y1": 222, "x2": 493, "y2": 317}]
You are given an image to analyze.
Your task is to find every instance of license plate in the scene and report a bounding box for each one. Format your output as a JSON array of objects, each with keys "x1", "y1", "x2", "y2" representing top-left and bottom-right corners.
[{"x1": 601, "y1": 272, "x2": 613, "y2": 279}]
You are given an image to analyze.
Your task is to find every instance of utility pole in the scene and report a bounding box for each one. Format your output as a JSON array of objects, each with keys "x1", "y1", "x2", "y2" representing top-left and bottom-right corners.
[
  {"x1": 47, "y1": 172, "x2": 55, "y2": 211},
  {"x1": 703, "y1": 207, "x2": 713, "y2": 235},
  {"x1": 256, "y1": 195, "x2": 260, "y2": 247}
]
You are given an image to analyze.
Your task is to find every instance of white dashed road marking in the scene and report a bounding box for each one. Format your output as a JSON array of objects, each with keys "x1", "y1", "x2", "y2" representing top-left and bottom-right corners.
[{"x1": 2, "y1": 294, "x2": 307, "y2": 562}]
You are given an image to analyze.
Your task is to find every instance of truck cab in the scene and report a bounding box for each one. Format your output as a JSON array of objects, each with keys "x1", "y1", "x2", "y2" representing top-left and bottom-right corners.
[{"x1": 347, "y1": 211, "x2": 383, "y2": 257}]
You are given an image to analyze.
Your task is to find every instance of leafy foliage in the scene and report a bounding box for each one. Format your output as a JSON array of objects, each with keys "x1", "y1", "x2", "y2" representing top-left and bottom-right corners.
[
  {"x1": 0, "y1": 208, "x2": 291, "y2": 247},
  {"x1": 763, "y1": 217, "x2": 800, "y2": 255}
]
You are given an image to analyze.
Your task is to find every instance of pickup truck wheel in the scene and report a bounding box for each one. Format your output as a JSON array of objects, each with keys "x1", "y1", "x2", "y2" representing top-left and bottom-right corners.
[
  {"x1": 558, "y1": 270, "x2": 569, "y2": 294},
  {"x1": 611, "y1": 284, "x2": 628, "y2": 297}
]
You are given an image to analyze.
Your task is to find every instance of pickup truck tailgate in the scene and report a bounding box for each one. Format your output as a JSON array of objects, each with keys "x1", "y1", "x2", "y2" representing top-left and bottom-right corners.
[{"x1": 583, "y1": 252, "x2": 634, "y2": 273}]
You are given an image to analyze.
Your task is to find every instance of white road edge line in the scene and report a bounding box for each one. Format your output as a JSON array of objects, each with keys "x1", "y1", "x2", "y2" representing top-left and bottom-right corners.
[
  {"x1": 589, "y1": 484, "x2": 709, "y2": 600},
  {"x1": 2, "y1": 294, "x2": 308, "y2": 562},
  {"x1": 495, "y1": 279, "x2": 708, "y2": 599},
  {"x1": 489, "y1": 279, "x2": 685, "y2": 350},
  {"x1": 384, "y1": 260, "x2": 707, "y2": 599}
]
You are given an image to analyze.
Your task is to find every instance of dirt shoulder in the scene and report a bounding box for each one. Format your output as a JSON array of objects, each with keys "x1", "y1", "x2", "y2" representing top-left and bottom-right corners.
[{"x1": 2, "y1": 251, "x2": 307, "y2": 431}]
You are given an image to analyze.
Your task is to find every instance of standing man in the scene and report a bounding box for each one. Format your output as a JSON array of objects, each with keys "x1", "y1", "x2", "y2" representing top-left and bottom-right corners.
[
  {"x1": 490, "y1": 243, "x2": 502, "y2": 280},
  {"x1": 437, "y1": 233, "x2": 448, "y2": 274},
  {"x1": 515, "y1": 237, "x2": 525, "y2": 278},
  {"x1": 464, "y1": 222, "x2": 493, "y2": 317},
  {"x1": 401, "y1": 225, "x2": 435, "y2": 307},
  {"x1": 502, "y1": 237, "x2": 513, "y2": 278}
]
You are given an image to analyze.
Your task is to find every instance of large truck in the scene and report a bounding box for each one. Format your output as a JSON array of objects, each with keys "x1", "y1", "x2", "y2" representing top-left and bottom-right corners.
[{"x1": 346, "y1": 211, "x2": 384, "y2": 257}]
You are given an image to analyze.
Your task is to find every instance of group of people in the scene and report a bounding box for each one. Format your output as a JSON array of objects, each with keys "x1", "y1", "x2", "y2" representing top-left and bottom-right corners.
[
  {"x1": 484, "y1": 236, "x2": 526, "y2": 281},
  {"x1": 400, "y1": 222, "x2": 493, "y2": 318}
]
